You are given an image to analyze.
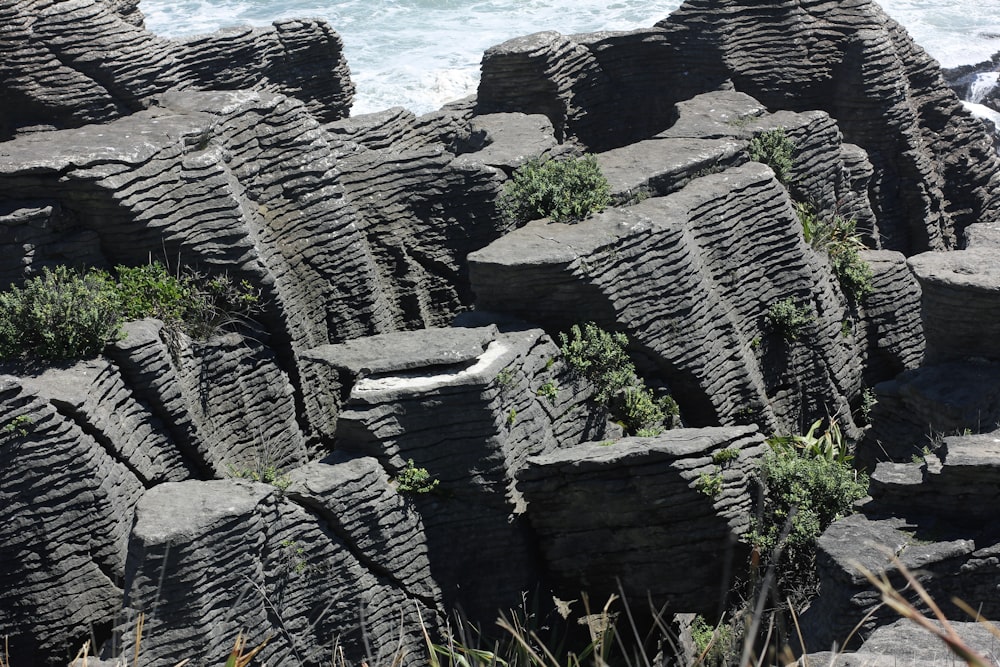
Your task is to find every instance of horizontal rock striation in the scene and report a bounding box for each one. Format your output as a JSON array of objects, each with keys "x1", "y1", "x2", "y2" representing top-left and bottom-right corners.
[
  {"x1": 469, "y1": 160, "x2": 868, "y2": 436},
  {"x1": 0, "y1": 375, "x2": 144, "y2": 666},
  {"x1": 0, "y1": 0, "x2": 353, "y2": 138},
  {"x1": 517, "y1": 426, "x2": 767, "y2": 615},
  {"x1": 119, "y1": 479, "x2": 439, "y2": 666},
  {"x1": 477, "y1": 0, "x2": 1000, "y2": 254},
  {"x1": 908, "y1": 248, "x2": 1000, "y2": 363},
  {"x1": 302, "y1": 324, "x2": 609, "y2": 620}
]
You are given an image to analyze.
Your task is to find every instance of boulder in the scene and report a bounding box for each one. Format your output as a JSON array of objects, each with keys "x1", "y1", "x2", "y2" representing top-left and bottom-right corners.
[
  {"x1": 517, "y1": 426, "x2": 767, "y2": 616},
  {"x1": 908, "y1": 248, "x2": 1000, "y2": 363}
]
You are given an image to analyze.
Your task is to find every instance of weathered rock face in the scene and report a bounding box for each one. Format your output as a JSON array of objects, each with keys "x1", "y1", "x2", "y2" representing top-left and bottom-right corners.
[
  {"x1": 518, "y1": 427, "x2": 766, "y2": 616},
  {"x1": 0, "y1": 0, "x2": 354, "y2": 138},
  {"x1": 302, "y1": 323, "x2": 610, "y2": 620},
  {"x1": 469, "y1": 159, "x2": 865, "y2": 436},
  {"x1": 908, "y1": 248, "x2": 1000, "y2": 364},
  {"x1": 121, "y1": 477, "x2": 441, "y2": 667},
  {"x1": 1, "y1": 0, "x2": 994, "y2": 663},
  {"x1": 0, "y1": 322, "x2": 309, "y2": 666},
  {"x1": 477, "y1": 0, "x2": 1000, "y2": 255}
]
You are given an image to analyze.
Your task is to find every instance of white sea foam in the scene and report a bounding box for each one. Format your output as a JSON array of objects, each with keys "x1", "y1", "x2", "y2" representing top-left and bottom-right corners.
[{"x1": 140, "y1": 0, "x2": 1000, "y2": 115}]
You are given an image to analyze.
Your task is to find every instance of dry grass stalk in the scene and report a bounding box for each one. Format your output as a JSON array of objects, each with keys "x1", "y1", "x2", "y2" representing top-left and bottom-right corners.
[{"x1": 852, "y1": 548, "x2": 994, "y2": 667}]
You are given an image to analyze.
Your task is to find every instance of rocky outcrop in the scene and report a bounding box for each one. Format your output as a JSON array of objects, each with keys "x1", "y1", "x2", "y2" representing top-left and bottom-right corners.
[
  {"x1": 908, "y1": 248, "x2": 1000, "y2": 364},
  {"x1": 518, "y1": 427, "x2": 766, "y2": 616},
  {"x1": 3, "y1": 0, "x2": 997, "y2": 663},
  {"x1": 469, "y1": 158, "x2": 868, "y2": 436},
  {"x1": 0, "y1": 0, "x2": 353, "y2": 138},
  {"x1": 302, "y1": 323, "x2": 609, "y2": 620},
  {"x1": 120, "y1": 478, "x2": 440, "y2": 666},
  {"x1": 477, "y1": 0, "x2": 1000, "y2": 255}
]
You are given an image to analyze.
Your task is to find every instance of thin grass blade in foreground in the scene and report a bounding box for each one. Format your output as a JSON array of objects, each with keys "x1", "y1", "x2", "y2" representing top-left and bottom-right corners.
[{"x1": 851, "y1": 548, "x2": 994, "y2": 667}]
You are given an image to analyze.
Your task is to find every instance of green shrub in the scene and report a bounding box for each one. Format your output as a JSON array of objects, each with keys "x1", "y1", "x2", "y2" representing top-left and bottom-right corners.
[
  {"x1": 690, "y1": 615, "x2": 736, "y2": 667},
  {"x1": 765, "y1": 298, "x2": 813, "y2": 341},
  {"x1": 749, "y1": 436, "x2": 868, "y2": 593},
  {"x1": 0, "y1": 262, "x2": 262, "y2": 361},
  {"x1": 796, "y1": 204, "x2": 873, "y2": 302},
  {"x1": 617, "y1": 386, "x2": 667, "y2": 434},
  {"x1": 558, "y1": 322, "x2": 680, "y2": 436},
  {"x1": 118, "y1": 262, "x2": 261, "y2": 339},
  {"x1": 536, "y1": 380, "x2": 559, "y2": 404},
  {"x1": 395, "y1": 459, "x2": 439, "y2": 495},
  {"x1": 747, "y1": 128, "x2": 794, "y2": 185},
  {"x1": 559, "y1": 323, "x2": 634, "y2": 405},
  {"x1": 499, "y1": 155, "x2": 611, "y2": 224},
  {"x1": 0, "y1": 265, "x2": 123, "y2": 360},
  {"x1": 696, "y1": 470, "x2": 724, "y2": 498}
]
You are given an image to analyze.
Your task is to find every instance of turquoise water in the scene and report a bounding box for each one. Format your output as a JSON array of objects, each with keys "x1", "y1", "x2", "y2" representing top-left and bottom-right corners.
[{"x1": 141, "y1": 0, "x2": 1000, "y2": 114}]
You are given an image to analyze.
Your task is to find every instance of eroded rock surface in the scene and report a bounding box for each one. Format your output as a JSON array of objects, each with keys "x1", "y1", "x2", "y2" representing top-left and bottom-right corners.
[
  {"x1": 0, "y1": 0, "x2": 354, "y2": 137},
  {"x1": 518, "y1": 427, "x2": 766, "y2": 615}
]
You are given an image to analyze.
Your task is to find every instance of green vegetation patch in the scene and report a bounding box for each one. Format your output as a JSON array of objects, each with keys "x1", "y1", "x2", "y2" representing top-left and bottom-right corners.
[
  {"x1": 750, "y1": 423, "x2": 868, "y2": 594},
  {"x1": 558, "y1": 322, "x2": 679, "y2": 435},
  {"x1": 747, "y1": 128, "x2": 794, "y2": 185},
  {"x1": 395, "y1": 459, "x2": 440, "y2": 495},
  {"x1": 499, "y1": 154, "x2": 611, "y2": 224},
  {"x1": 0, "y1": 262, "x2": 261, "y2": 361},
  {"x1": 796, "y1": 203, "x2": 874, "y2": 302},
  {"x1": 765, "y1": 298, "x2": 814, "y2": 341}
]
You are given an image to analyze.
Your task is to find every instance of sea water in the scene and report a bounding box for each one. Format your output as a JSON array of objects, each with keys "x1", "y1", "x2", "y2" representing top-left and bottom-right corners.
[{"x1": 140, "y1": 0, "x2": 1000, "y2": 115}]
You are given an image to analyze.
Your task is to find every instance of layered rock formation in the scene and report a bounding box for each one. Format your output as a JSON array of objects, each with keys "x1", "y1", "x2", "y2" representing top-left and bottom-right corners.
[
  {"x1": 1, "y1": 0, "x2": 997, "y2": 664},
  {"x1": 477, "y1": 0, "x2": 1000, "y2": 255},
  {"x1": 0, "y1": 0, "x2": 353, "y2": 138}
]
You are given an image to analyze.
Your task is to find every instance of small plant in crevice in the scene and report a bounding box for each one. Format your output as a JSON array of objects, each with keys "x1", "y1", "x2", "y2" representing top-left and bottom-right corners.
[
  {"x1": 558, "y1": 322, "x2": 680, "y2": 436},
  {"x1": 228, "y1": 462, "x2": 292, "y2": 492},
  {"x1": 696, "y1": 470, "x2": 725, "y2": 498},
  {"x1": 747, "y1": 128, "x2": 794, "y2": 185},
  {"x1": 506, "y1": 408, "x2": 517, "y2": 427},
  {"x1": 857, "y1": 386, "x2": 877, "y2": 426},
  {"x1": 498, "y1": 154, "x2": 611, "y2": 224},
  {"x1": 765, "y1": 298, "x2": 813, "y2": 341},
  {"x1": 3, "y1": 414, "x2": 33, "y2": 437},
  {"x1": 536, "y1": 380, "x2": 559, "y2": 405},
  {"x1": 690, "y1": 614, "x2": 738, "y2": 667},
  {"x1": 796, "y1": 203, "x2": 874, "y2": 302},
  {"x1": 712, "y1": 447, "x2": 741, "y2": 466},
  {"x1": 395, "y1": 459, "x2": 439, "y2": 495}
]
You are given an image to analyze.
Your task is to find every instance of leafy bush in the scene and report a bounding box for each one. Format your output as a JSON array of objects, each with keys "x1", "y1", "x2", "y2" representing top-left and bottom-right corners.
[
  {"x1": 395, "y1": 459, "x2": 439, "y2": 494},
  {"x1": 499, "y1": 155, "x2": 611, "y2": 224},
  {"x1": 559, "y1": 323, "x2": 634, "y2": 405},
  {"x1": 765, "y1": 298, "x2": 813, "y2": 341},
  {"x1": 118, "y1": 263, "x2": 261, "y2": 339},
  {"x1": 796, "y1": 204, "x2": 874, "y2": 302},
  {"x1": 747, "y1": 128, "x2": 794, "y2": 185},
  {"x1": 0, "y1": 262, "x2": 262, "y2": 362},
  {"x1": 558, "y1": 322, "x2": 680, "y2": 435},
  {"x1": 750, "y1": 433, "x2": 868, "y2": 594},
  {"x1": 0, "y1": 266, "x2": 123, "y2": 360}
]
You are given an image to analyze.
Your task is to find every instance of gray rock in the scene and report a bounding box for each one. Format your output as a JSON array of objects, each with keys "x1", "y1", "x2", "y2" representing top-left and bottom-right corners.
[
  {"x1": 908, "y1": 248, "x2": 1000, "y2": 363},
  {"x1": 801, "y1": 619, "x2": 1000, "y2": 665},
  {"x1": 476, "y1": 0, "x2": 1000, "y2": 254},
  {"x1": 0, "y1": 376, "x2": 143, "y2": 666},
  {"x1": 118, "y1": 479, "x2": 440, "y2": 666},
  {"x1": 801, "y1": 513, "x2": 997, "y2": 651},
  {"x1": 0, "y1": 0, "x2": 353, "y2": 137},
  {"x1": 469, "y1": 161, "x2": 865, "y2": 436},
  {"x1": 862, "y1": 360, "x2": 1000, "y2": 464},
  {"x1": 517, "y1": 426, "x2": 767, "y2": 615}
]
